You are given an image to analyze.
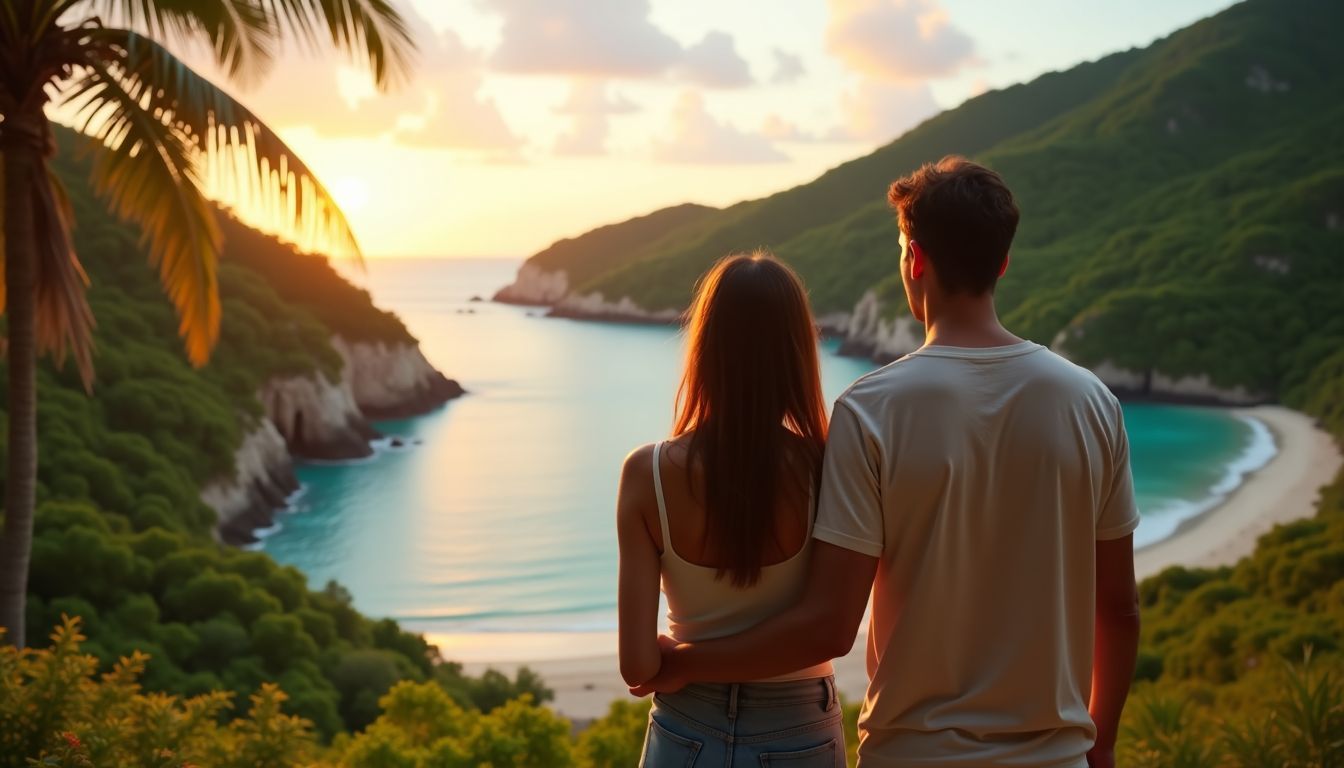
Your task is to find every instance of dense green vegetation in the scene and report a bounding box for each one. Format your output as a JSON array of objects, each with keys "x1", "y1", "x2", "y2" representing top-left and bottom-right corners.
[
  {"x1": 524, "y1": 0, "x2": 1343, "y2": 402},
  {"x1": 0, "y1": 132, "x2": 547, "y2": 744},
  {"x1": 496, "y1": 1, "x2": 1344, "y2": 764},
  {"x1": 505, "y1": 203, "x2": 718, "y2": 300},
  {"x1": 574, "y1": 46, "x2": 1144, "y2": 316},
  {"x1": 3, "y1": 0, "x2": 1341, "y2": 764}
]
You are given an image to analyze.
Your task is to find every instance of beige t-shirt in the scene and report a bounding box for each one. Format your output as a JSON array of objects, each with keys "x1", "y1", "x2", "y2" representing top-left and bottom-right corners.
[{"x1": 814, "y1": 341, "x2": 1140, "y2": 768}]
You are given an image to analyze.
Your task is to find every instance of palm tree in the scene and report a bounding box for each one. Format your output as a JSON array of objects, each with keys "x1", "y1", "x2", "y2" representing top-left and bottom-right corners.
[{"x1": 0, "y1": 0, "x2": 413, "y2": 648}]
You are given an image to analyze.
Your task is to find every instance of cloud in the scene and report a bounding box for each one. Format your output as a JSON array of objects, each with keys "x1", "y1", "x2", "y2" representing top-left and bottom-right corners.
[
  {"x1": 481, "y1": 0, "x2": 752, "y2": 89},
  {"x1": 396, "y1": 78, "x2": 521, "y2": 151},
  {"x1": 761, "y1": 114, "x2": 820, "y2": 142},
  {"x1": 654, "y1": 91, "x2": 787, "y2": 164},
  {"x1": 830, "y1": 79, "x2": 940, "y2": 141},
  {"x1": 553, "y1": 80, "x2": 639, "y2": 156},
  {"x1": 390, "y1": 27, "x2": 522, "y2": 151},
  {"x1": 677, "y1": 32, "x2": 753, "y2": 88},
  {"x1": 826, "y1": 0, "x2": 975, "y2": 81},
  {"x1": 484, "y1": 0, "x2": 681, "y2": 77},
  {"x1": 770, "y1": 49, "x2": 806, "y2": 85},
  {"x1": 227, "y1": 10, "x2": 519, "y2": 152}
]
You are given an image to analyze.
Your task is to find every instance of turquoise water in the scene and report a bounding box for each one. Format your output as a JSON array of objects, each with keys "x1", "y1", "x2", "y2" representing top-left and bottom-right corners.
[{"x1": 259, "y1": 258, "x2": 1269, "y2": 638}]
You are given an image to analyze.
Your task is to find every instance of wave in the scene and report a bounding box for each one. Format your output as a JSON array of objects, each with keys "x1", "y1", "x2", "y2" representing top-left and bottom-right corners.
[
  {"x1": 242, "y1": 485, "x2": 310, "y2": 551},
  {"x1": 1135, "y1": 414, "x2": 1277, "y2": 549}
]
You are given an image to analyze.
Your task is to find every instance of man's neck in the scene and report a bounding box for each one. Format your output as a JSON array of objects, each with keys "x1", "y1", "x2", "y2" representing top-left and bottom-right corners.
[{"x1": 921, "y1": 295, "x2": 1022, "y2": 349}]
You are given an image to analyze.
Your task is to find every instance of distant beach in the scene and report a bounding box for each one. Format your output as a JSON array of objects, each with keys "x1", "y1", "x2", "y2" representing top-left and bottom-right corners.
[{"x1": 458, "y1": 404, "x2": 1342, "y2": 721}]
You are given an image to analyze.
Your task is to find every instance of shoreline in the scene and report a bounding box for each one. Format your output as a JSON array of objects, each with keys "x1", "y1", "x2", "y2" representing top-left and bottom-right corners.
[
  {"x1": 1133, "y1": 405, "x2": 1341, "y2": 578},
  {"x1": 449, "y1": 404, "x2": 1340, "y2": 721}
]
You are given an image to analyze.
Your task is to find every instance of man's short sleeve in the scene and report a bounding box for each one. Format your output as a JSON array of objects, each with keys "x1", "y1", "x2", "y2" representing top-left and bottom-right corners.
[
  {"x1": 1097, "y1": 400, "x2": 1141, "y2": 541},
  {"x1": 813, "y1": 399, "x2": 885, "y2": 557}
]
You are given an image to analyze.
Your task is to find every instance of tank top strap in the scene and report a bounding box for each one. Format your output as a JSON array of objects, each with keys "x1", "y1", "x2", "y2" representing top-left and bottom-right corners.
[{"x1": 651, "y1": 441, "x2": 673, "y2": 552}]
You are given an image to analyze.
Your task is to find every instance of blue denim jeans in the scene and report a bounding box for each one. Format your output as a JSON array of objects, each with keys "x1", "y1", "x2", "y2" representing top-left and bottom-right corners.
[{"x1": 640, "y1": 676, "x2": 845, "y2": 767}]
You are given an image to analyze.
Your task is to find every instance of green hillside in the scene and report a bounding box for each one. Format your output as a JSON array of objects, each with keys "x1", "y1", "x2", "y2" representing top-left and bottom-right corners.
[
  {"x1": 572, "y1": 46, "x2": 1145, "y2": 315},
  {"x1": 498, "y1": 203, "x2": 718, "y2": 301},
  {"x1": 0, "y1": 131, "x2": 544, "y2": 740},
  {"x1": 524, "y1": 0, "x2": 1342, "y2": 403}
]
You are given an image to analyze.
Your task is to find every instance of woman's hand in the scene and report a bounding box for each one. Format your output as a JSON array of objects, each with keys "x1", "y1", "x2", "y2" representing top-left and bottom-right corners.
[{"x1": 629, "y1": 635, "x2": 688, "y2": 696}]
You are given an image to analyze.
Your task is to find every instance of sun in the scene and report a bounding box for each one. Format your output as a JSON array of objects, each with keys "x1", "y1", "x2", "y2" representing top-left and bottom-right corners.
[{"x1": 329, "y1": 176, "x2": 371, "y2": 215}]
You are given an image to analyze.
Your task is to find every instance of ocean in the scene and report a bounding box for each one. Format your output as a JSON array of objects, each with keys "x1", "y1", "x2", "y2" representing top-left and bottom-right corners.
[{"x1": 256, "y1": 258, "x2": 1273, "y2": 653}]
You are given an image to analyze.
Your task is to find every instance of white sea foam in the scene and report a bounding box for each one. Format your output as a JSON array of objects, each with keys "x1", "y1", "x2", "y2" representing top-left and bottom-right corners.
[
  {"x1": 242, "y1": 484, "x2": 310, "y2": 551},
  {"x1": 1134, "y1": 414, "x2": 1277, "y2": 549}
]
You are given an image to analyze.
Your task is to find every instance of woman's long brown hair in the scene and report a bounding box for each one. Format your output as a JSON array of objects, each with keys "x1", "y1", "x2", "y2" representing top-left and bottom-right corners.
[{"x1": 673, "y1": 251, "x2": 829, "y2": 587}]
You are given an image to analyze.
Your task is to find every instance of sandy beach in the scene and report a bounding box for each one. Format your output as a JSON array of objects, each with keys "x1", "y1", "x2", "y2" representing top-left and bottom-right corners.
[{"x1": 456, "y1": 405, "x2": 1342, "y2": 721}]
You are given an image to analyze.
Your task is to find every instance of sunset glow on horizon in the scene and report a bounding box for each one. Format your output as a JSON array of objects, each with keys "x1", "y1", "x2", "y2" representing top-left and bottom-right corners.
[{"x1": 57, "y1": 0, "x2": 1237, "y2": 260}]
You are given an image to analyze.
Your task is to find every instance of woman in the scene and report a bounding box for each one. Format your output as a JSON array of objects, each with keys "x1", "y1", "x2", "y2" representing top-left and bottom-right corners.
[{"x1": 617, "y1": 251, "x2": 844, "y2": 766}]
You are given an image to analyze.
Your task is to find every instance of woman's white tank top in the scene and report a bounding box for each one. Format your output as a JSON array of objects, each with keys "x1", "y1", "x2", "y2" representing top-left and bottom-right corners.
[{"x1": 653, "y1": 441, "x2": 834, "y2": 682}]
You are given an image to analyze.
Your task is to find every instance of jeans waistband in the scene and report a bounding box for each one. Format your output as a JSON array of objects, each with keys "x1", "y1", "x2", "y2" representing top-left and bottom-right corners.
[{"x1": 666, "y1": 675, "x2": 838, "y2": 717}]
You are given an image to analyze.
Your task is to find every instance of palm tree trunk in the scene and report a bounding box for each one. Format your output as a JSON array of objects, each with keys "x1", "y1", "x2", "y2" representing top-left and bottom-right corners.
[{"x1": 0, "y1": 128, "x2": 40, "y2": 650}]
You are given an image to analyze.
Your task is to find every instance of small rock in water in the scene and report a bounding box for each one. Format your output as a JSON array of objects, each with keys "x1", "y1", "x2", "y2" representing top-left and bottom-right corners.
[{"x1": 389, "y1": 437, "x2": 406, "y2": 448}]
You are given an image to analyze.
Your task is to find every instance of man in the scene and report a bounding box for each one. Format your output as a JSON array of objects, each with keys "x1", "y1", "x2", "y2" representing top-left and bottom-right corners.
[{"x1": 632, "y1": 156, "x2": 1141, "y2": 768}]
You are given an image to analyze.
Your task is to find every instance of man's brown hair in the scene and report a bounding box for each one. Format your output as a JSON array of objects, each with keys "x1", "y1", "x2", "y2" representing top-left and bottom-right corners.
[{"x1": 887, "y1": 156, "x2": 1019, "y2": 295}]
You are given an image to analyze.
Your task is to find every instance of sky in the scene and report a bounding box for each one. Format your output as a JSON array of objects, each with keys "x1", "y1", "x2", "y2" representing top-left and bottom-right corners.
[{"x1": 89, "y1": 0, "x2": 1239, "y2": 259}]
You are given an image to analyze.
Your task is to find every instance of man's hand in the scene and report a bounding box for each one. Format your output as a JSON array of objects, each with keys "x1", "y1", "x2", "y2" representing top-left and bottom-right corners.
[
  {"x1": 1086, "y1": 745, "x2": 1115, "y2": 768},
  {"x1": 629, "y1": 635, "x2": 686, "y2": 697}
]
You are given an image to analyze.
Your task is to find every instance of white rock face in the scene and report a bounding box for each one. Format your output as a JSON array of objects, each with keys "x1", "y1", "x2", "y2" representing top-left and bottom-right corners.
[
  {"x1": 1059, "y1": 356, "x2": 1268, "y2": 405},
  {"x1": 494, "y1": 264, "x2": 570, "y2": 305},
  {"x1": 840, "y1": 290, "x2": 923, "y2": 360},
  {"x1": 260, "y1": 370, "x2": 374, "y2": 459},
  {"x1": 202, "y1": 334, "x2": 467, "y2": 541},
  {"x1": 332, "y1": 336, "x2": 463, "y2": 417},
  {"x1": 201, "y1": 420, "x2": 296, "y2": 543},
  {"x1": 815, "y1": 311, "x2": 852, "y2": 336},
  {"x1": 552, "y1": 291, "x2": 682, "y2": 323},
  {"x1": 1150, "y1": 371, "x2": 1265, "y2": 404}
]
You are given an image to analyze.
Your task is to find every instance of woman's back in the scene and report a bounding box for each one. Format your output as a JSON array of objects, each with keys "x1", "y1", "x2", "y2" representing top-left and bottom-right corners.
[
  {"x1": 649, "y1": 437, "x2": 834, "y2": 682},
  {"x1": 617, "y1": 252, "x2": 844, "y2": 765}
]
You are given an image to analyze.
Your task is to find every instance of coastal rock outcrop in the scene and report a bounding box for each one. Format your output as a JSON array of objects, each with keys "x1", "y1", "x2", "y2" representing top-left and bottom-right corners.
[
  {"x1": 550, "y1": 291, "x2": 682, "y2": 324},
  {"x1": 333, "y1": 336, "x2": 466, "y2": 419},
  {"x1": 203, "y1": 337, "x2": 466, "y2": 544},
  {"x1": 494, "y1": 263, "x2": 570, "y2": 305},
  {"x1": 261, "y1": 371, "x2": 377, "y2": 460},
  {"x1": 1080, "y1": 361, "x2": 1269, "y2": 405},
  {"x1": 203, "y1": 420, "x2": 299, "y2": 546},
  {"x1": 837, "y1": 290, "x2": 923, "y2": 362}
]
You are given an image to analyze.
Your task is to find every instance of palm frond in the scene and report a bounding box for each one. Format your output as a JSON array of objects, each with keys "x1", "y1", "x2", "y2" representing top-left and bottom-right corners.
[
  {"x1": 63, "y1": 58, "x2": 223, "y2": 367},
  {"x1": 34, "y1": 163, "x2": 96, "y2": 389},
  {"x1": 92, "y1": 28, "x2": 360, "y2": 257},
  {"x1": 84, "y1": 0, "x2": 278, "y2": 80},
  {"x1": 260, "y1": 0, "x2": 414, "y2": 88}
]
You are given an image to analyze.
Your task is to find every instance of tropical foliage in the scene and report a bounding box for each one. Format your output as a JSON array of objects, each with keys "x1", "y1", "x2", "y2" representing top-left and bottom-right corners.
[
  {"x1": 0, "y1": 131, "x2": 549, "y2": 745},
  {"x1": 515, "y1": 0, "x2": 1343, "y2": 404},
  {"x1": 0, "y1": 0, "x2": 415, "y2": 652}
]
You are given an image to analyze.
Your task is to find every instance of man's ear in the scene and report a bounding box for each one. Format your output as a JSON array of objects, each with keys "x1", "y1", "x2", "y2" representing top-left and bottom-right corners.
[
  {"x1": 999, "y1": 253, "x2": 1010, "y2": 278},
  {"x1": 909, "y1": 240, "x2": 926, "y2": 280}
]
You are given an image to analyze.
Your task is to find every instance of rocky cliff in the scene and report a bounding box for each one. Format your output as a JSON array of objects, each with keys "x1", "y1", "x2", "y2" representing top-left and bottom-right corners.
[
  {"x1": 204, "y1": 337, "x2": 464, "y2": 545},
  {"x1": 836, "y1": 290, "x2": 923, "y2": 361},
  {"x1": 333, "y1": 336, "x2": 466, "y2": 419},
  {"x1": 493, "y1": 263, "x2": 571, "y2": 306},
  {"x1": 549, "y1": 291, "x2": 682, "y2": 324},
  {"x1": 837, "y1": 292, "x2": 1272, "y2": 405}
]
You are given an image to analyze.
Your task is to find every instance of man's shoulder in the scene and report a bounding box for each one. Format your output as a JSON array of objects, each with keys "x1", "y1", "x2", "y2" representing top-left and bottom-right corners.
[
  {"x1": 837, "y1": 345, "x2": 1121, "y2": 414},
  {"x1": 835, "y1": 352, "x2": 929, "y2": 413},
  {"x1": 1029, "y1": 347, "x2": 1123, "y2": 405}
]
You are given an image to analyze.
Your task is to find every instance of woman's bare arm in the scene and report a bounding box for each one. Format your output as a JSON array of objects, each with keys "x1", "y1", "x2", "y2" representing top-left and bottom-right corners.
[{"x1": 617, "y1": 445, "x2": 663, "y2": 687}]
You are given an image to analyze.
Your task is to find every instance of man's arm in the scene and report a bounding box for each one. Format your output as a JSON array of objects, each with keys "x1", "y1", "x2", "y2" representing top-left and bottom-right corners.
[
  {"x1": 630, "y1": 540, "x2": 876, "y2": 695},
  {"x1": 1088, "y1": 533, "x2": 1140, "y2": 768}
]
